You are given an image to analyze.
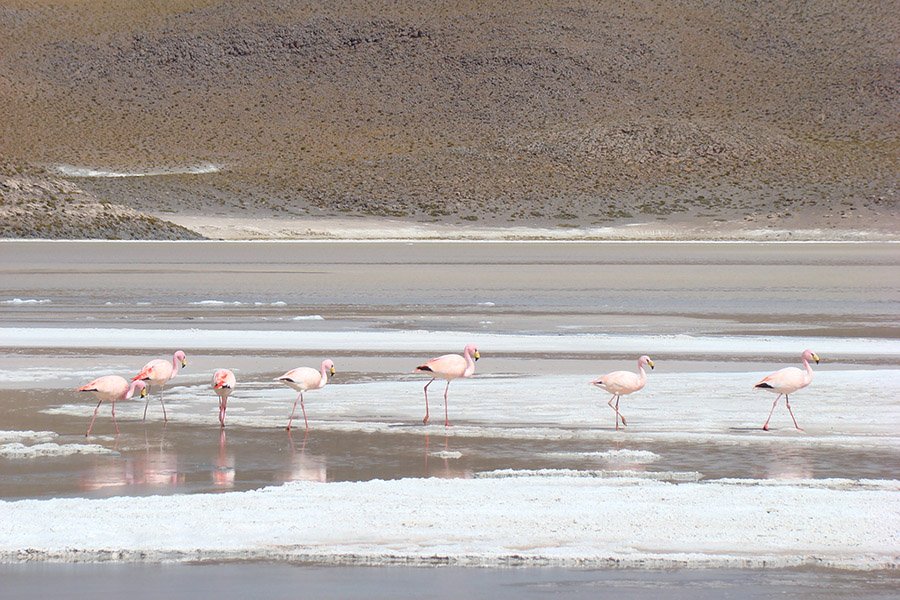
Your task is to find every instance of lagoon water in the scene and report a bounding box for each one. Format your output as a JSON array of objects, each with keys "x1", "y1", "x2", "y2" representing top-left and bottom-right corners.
[{"x1": 0, "y1": 241, "x2": 897, "y2": 595}]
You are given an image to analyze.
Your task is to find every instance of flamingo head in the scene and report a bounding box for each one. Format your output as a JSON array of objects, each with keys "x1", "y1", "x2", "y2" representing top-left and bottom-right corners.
[
  {"x1": 175, "y1": 350, "x2": 187, "y2": 368},
  {"x1": 802, "y1": 349, "x2": 820, "y2": 364},
  {"x1": 639, "y1": 355, "x2": 654, "y2": 370},
  {"x1": 322, "y1": 359, "x2": 336, "y2": 377},
  {"x1": 465, "y1": 344, "x2": 480, "y2": 361},
  {"x1": 134, "y1": 380, "x2": 148, "y2": 398}
]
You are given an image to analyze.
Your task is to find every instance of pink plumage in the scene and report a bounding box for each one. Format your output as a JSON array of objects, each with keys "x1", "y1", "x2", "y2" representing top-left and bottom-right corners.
[
  {"x1": 276, "y1": 359, "x2": 335, "y2": 431},
  {"x1": 755, "y1": 349, "x2": 819, "y2": 431},
  {"x1": 415, "y1": 344, "x2": 480, "y2": 427},
  {"x1": 78, "y1": 375, "x2": 147, "y2": 436},
  {"x1": 212, "y1": 369, "x2": 236, "y2": 427},
  {"x1": 132, "y1": 350, "x2": 187, "y2": 422},
  {"x1": 591, "y1": 355, "x2": 654, "y2": 430}
]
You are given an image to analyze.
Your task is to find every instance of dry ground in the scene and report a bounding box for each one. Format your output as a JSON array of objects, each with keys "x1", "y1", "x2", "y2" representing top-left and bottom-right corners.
[{"x1": 1, "y1": 0, "x2": 897, "y2": 238}]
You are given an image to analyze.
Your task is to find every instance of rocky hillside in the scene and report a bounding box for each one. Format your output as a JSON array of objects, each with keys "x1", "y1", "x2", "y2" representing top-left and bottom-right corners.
[
  {"x1": 0, "y1": 163, "x2": 202, "y2": 239},
  {"x1": 0, "y1": 0, "x2": 896, "y2": 235}
]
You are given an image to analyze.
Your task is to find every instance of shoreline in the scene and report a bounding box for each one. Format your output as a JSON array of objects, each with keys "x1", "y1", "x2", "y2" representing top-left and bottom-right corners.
[{"x1": 154, "y1": 216, "x2": 900, "y2": 242}]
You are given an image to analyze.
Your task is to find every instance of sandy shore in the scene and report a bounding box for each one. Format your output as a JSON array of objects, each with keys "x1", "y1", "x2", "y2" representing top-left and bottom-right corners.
[{"x1": 162, "y1": 215, "x2": 900, "y2": 241}]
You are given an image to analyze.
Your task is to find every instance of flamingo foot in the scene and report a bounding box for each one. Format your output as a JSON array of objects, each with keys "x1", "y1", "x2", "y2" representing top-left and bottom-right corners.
[
  {"x1": 423, "y1": 415, "x2": 429, "y2": 425},
  {"x1": 762, "y1": 424, "x2": 770, "y2": 431}
]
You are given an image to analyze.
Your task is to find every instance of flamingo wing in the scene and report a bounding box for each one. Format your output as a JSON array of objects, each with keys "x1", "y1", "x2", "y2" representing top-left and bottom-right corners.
[
  {"x1": 592, "y1": 370, "x2": 643, "y2": 395},
  {"x1": 755, "y1": 367, "x2": 807, "y2": 393},
  {"x1": 416, "y1": 353, "x2": 466, "y2": 379},
  {"x1": 78, "y1": 377, "x2": 107, "y2": 392},
  {"x1": 278, "y1": 367, "x2": 321, "y2": 390},
  {"x1": 78, "y1": 375, "x2": 127, "y2": 399},
  {"x1": 213, "y1": 369, "x2": 236, "y2": 390},
  {"x1": 133, "y1": 359, "x2": 170, "y2": 383}
]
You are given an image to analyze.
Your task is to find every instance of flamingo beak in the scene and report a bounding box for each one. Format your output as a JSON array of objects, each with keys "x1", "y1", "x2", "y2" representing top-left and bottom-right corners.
[
  {"x1": 140, "y1": 387, "x2": 148, "y2": 398},
  {"x1": 648, "y1": 360, "x2": 655, "y2": 370},
  {"x1": 813, "y1": 354, "x2": 820, "y2": 364},
  {"x1": 474, "y1": 351, "x2": 480, "y2": 361},
  {"x1": 181, "y1": 360, "x2": 188, "y2": 368},
  {"x1": 330, "y1": 367, "x2": 336, "y2": 376}
]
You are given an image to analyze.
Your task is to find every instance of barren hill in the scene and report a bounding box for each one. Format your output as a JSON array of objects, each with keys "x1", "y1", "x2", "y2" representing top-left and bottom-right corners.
[{"x1": 1, "y1": 0, "x2": 897, "y2": 238}]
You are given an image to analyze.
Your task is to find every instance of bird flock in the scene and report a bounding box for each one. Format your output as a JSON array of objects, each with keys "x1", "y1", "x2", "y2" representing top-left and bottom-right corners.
[{"x1": 76, "y1": 346, "x2": 820, "y2": 437}]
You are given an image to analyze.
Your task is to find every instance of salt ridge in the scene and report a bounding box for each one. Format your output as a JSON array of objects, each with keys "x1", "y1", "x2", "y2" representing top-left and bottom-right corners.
[{"x1": 0, "y1": 476, "x2": 896, "y2": 569}]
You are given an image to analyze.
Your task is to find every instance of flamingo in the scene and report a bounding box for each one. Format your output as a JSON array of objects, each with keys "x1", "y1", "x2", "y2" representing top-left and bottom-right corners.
[
  {"x1": 276, "y1": 359, "x2": 335, "y2": 431},
  {"x1": 591, "y1": 355, "x2": 654, "y2": 430},
  {"x1": 415, "y1": 344, "x2": 480, "y2": 427},
  {"x1": 132, "y1": 350, "x2": 187, "y2": 422},
  {"x1": 78, "y1": 376, "x2": 148, "y2": 436},
  {"x1": 755, "y1": 349, "x2": 819, "y2": 431},
  {"x1": 212, "y1": 369, "x2": 236, "y2": 427}
]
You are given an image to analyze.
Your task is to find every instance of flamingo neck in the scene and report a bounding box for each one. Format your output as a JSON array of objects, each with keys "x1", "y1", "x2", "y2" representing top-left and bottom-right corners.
[
  {"x1": 319, "y1": 364, "x2": 329, "y2": 387},
  {"x1": 124, "y1": 380, "x2": 142, "y2": 400},
  {"x1": 171, "y1": 353, "x2": 181, "y2": 377},
  {"x1": 802, "y1": 357, "x2": 814, "y2": 383},
  {"x1": 637, "y1": 365, "x2": 646, "y2": 384},
  {"x1": 463, "y1": 352, "x2": 476, "y2": 377}
]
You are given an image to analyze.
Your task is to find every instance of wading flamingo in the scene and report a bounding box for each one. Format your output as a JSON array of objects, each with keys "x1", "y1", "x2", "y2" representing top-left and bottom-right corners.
[
  {"x1": 212, "y1": 369, "x2": 236, "y2": 427},
  {"x1": 415, "y1": 344, "x2": 480, "y2": 427},
  {"x1": 78, "y1": 376, "x2": 148, "y2": 436},
  {"x1": 591, "y1": 355, "x2": 654, "y2": 431},
  {"x1": 133, "y1": 350, "x2": 187, "y2": 422},
  {"x1": 755, "y1": 349, "x2": 819, "y2": 431},
  {"x1": 276, "y1": 359, "x2": 335, "y2": 431}
]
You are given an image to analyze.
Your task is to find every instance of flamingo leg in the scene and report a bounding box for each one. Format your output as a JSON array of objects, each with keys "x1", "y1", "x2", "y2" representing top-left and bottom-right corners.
[
  {"x1": 616, "y1": 396, "x2": 627, "y2": 427},
  {"x1": 287, "y1": 392, "x2": 302, "y2": 431},
  {"x1": 607, "y1": 395, "x2": 626, "y2": 430},
  {"x1": 443, "y1": 381, "x2": 451, "y2": 427},
  {"x1": 785, "y1": 395, "x2": 804, "y2": 432},
  {"x1": 142, "y1": 389, "x2": 152, "y2": 421},
  {"x1": 762, "y1": 394, "x2": 782, "y2": 431},
  {"x1": 423, "y1": 378, "x2": 435, "y2": 425},
  {"x1": 86, "y1": 398, "x2": 103, "y2": 437},
  {"x1": 300, "y1": 395, "x2": 309, "y2": 431},
  {"x1": 159, "y1": 387, "x2": 168, "y2": 423},
  {"x1": 111, "y1": 400, "x2": 119, "y2": 434},
  {"x1": 219, "y1": 397, "x2": 227, "y2": 428}
]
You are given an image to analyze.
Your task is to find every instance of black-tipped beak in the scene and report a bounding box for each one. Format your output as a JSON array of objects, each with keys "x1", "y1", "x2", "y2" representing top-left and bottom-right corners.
[{"x1": 330, "y1": 367, "x2": 336, "y2": 376}]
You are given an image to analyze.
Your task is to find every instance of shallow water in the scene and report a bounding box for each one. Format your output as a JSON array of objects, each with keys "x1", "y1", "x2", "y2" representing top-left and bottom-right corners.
[
  {"x1": 0, "y1": 383, "x2": 898, "y2": 500},
  {"x1": 2, "y1": 564, "x2": 898, "y2": 600},
  {"x1": 2, "y1": 241, "x2": 898, "y2": 337}
]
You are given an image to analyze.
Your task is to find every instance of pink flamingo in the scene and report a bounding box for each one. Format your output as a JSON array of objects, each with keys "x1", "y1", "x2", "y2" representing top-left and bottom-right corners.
[
  {"x1": 415, "y1": 344, "x2": 480, "y2": 427},
  {"x1": 132, "y1": 350, "x2": 187, "y2": 422},
  {"x1": 78, "y1": 376, "x2": 148, "y2": 436},
  {"x1": 591, "y1": 355, "x2": 654, "y2": 430},
  {"x1": 212, "y1": 369, "x2": 236, "y2": 427},
  {"x1": 276, "y1": 359, "x2": 336, "y2": 431},
  {"x1": 755, "y1": 349, "x2": 819, "y2": 431}
]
